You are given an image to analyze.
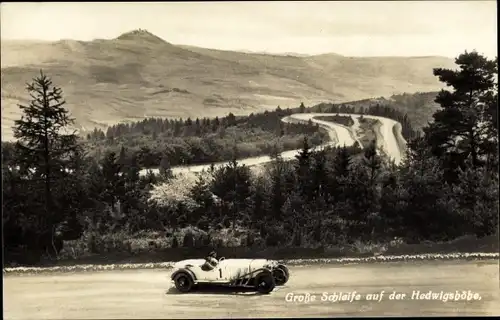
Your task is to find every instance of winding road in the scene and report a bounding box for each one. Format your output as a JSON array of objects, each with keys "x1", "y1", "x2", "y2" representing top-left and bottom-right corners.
[
  {"x1": 139, "y1": 113, "x2": 407, "y2": 177},
  {"x1": 4, "y1": 260, "x2": 499, "y2": 318}
]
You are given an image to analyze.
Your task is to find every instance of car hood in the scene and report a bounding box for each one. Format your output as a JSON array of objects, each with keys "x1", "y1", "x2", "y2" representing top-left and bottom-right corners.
[
  {"x1": 172, "y1": 258, "x2": 278, "y2": 270},
  {"x1": 172, "y1": 259, "x2": 206, "y2": 269}
]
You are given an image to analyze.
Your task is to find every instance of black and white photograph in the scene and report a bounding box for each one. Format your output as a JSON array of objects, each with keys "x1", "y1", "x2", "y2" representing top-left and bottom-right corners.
[{"x1": 1, "y1": 1, "x2": 498, "y2": 318}]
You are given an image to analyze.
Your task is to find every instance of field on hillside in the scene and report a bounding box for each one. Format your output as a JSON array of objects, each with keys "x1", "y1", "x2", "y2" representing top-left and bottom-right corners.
[{"x1": 1, "y1": 30, "x2": 455, "y2": 140}]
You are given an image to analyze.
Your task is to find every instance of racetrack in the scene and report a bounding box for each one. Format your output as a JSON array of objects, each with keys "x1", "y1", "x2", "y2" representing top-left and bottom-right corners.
[
  {"x1": 283, "y1": 113, "x2": 406, "y2": 165},
  {"x1": 139, "y1": 112, "x2": 406, "y2": 177},
  {"x1": 4, "y1": 260, "x2": 499, "y2": 319}
]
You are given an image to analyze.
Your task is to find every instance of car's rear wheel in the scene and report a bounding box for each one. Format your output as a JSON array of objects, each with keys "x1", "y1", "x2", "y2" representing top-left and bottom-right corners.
[
  {"x1": 174, "y1": 273, "x2": 194, "y2": 293},
  {"x1": 255, "y1": 273, "x2": 276, "y2": 294}
]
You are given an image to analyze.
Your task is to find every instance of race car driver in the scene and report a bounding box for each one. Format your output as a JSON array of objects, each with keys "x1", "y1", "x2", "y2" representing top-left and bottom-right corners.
[{"x1": 202, "y1": 251, "x2": 218, "y2": 271}]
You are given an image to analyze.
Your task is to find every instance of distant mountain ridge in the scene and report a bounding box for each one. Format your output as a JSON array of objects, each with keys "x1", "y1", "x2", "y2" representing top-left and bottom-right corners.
[{"x1": 1, "y1": 29, "x2": 456, "y2": 140}]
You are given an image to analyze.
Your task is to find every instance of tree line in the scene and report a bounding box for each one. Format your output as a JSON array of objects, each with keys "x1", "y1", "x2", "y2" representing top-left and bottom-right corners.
[
  {"x1": 2, "y1": 51, "x2": 498, "y2": 265},
  {"x1": 83, "y1": 106, "x2": 328, "y2": 168},
  {"x1": 310, "y1": 102, "x2": 419, "y2": 140}
]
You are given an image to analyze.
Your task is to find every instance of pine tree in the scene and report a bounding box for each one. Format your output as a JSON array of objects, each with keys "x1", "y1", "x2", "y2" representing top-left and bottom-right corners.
[
  {"x1": 100, "y1": 151, "x2": 124, "y2": 216},
  {"x1": 276, "y1": 120, "x2": 285, "y2": 137},
  {"x1": 343, "y1": 162, "x2": 376, "y2": 241},
  {"x1": 363, "y1": 140, "x2": 382, "y2": 188},
  {"x1": 295, "y1": 137, "x2": 312, "y2": 198},
  {"x1": 299, "y1": 102, "x2": 306, "y2": 113},
  {"x1": 424, "y1": 51, "x2": 498, "y2": 174},
  {"x1": 398, "y1": 154, "x2": 456, "y2": 242},
  {"x1": 268, "y1": 142, "x2": 283, "y2": 160},
  {"x1": 311, "y1": 149, "x2": 328, "y2": 201},
  {"x1": 190, "y1": 174, "x2": 216, "y2": 228},
  {"x1": 159, "y1": 154, "x2": 173, "y2": 179},
  {"x1": 281, "y1": 189, "x2": 307, "y2": 240},
  {"x1": 378, "y1": 169, "x2": 403, "y2": 239},
  {"x1": 266, "y1": 155, "x2": 291, "y2": 221},
  {"x1": 450, "y1": 162, "x2": 499, "y2": 237},
  {"x1": 248, "y1": 176, "x2": 269, "y2": 230},
  {"x1": 117, "y1": 145, "x2": 128, "y2": 167},
  {"x1": 12, "y1": 71, "x2": 80, "y2": 254},
  {"x1": 333, "y1": 145, "x2": 352, "y2": 177},
  {"x1": 125, "y1": 153, "x2": 140, "y2": 182},
  {"x1": 209, "y1": 153, "x2": 251, "y2": 230},
  {"x1": 405, "y1": 135, "x2": 445, "y2": 181},
  {"x1": 325, "y1": 146, "x2": 352, "y2": 203}
]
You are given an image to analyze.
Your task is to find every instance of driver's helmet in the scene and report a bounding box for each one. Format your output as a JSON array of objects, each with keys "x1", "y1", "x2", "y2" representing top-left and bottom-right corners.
[{"x1": 208, "y1": 251, "x2": 217, "y2": 258}]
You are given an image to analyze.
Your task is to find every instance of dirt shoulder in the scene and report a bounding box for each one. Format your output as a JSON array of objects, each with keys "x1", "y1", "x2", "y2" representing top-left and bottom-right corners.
[{"x1": 392, "y1": 121, "x2": 407, "y2": 156}]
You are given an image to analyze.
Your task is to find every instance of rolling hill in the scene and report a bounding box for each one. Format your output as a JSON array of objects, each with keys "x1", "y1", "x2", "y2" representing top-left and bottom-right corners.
[{"x1": 1, "y1": 29, "x2": 456, "y2": 140}]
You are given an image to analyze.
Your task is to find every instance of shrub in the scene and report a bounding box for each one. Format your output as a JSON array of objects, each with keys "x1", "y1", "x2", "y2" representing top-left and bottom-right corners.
[
  {"x1": 171, "y1": 236, "x2": 179, "y2": 248},
  {"x1": 182, "y1": 232, "x2": 195, "y2": 247}
]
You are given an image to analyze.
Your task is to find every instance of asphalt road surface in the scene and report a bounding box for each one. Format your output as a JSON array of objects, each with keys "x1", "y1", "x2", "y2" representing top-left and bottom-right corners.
[
  {"x1": 285, "y1": 112, "x2": 406, "y2": 165},
  {"x1": 4, "y1": 260, "x2": 499, "y2": 319}
]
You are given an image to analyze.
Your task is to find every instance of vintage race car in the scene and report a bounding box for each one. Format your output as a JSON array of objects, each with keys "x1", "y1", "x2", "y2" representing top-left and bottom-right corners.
[{"x1": 170, "y1": 257, "x2": 290, "y2": 294}]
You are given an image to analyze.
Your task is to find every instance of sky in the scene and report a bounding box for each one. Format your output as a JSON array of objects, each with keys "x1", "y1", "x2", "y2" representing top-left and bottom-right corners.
[{"x1": 0, "y1": 1, "x2": 497, "y2": 58}]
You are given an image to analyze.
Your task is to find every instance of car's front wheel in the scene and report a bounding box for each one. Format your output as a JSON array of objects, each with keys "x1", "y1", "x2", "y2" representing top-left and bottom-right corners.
[
  {"x1": 174, "y1": 273, "x2": 194, "y2": 293},
  {"x1": 275, "y1": 264, "x2": 290, "y2": 285},
  {"x1": 273, "y1": 268, "x2": 288, "y2": 286},
  {"x1": 255, "y1": 273, "x2": 276, "y2": 294}
]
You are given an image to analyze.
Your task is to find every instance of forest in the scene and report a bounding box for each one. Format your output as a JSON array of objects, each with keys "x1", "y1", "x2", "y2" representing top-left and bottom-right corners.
[
  {"x1": 83, "y1": 106, "x2": 328, "y2": 168},
  {"x1": 2, "y1": 51, "x2": 498, "y2": 266}
]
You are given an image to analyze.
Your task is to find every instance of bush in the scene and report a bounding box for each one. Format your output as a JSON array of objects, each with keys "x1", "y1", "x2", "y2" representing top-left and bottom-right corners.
[
  {"x1": 245, "y1": 234, "x2": 255, "y2": 247},
  {"x1": 292, "y1": 231, "x2": 303, "y2": 247},
  {"x1": 171, "y1": 236, "x2": 179, "y2": 248},
  {"x1": 264, "y1": 224, "x2": 288, "y2": 247},
  {"x1": 182, "y1": 232, "x2": 195, "y2": 247}
]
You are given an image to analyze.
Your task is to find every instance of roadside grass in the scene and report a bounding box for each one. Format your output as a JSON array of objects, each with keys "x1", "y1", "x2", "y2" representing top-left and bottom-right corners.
[{"x1": 5, "y1": 231, "x2": 498, "y2": 270}]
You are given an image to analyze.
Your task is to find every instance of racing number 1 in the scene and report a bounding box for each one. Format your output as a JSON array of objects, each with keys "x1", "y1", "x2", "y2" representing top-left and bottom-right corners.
[{"x1": 219, "y1": 268, "x2": 222, "y2": 278}]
